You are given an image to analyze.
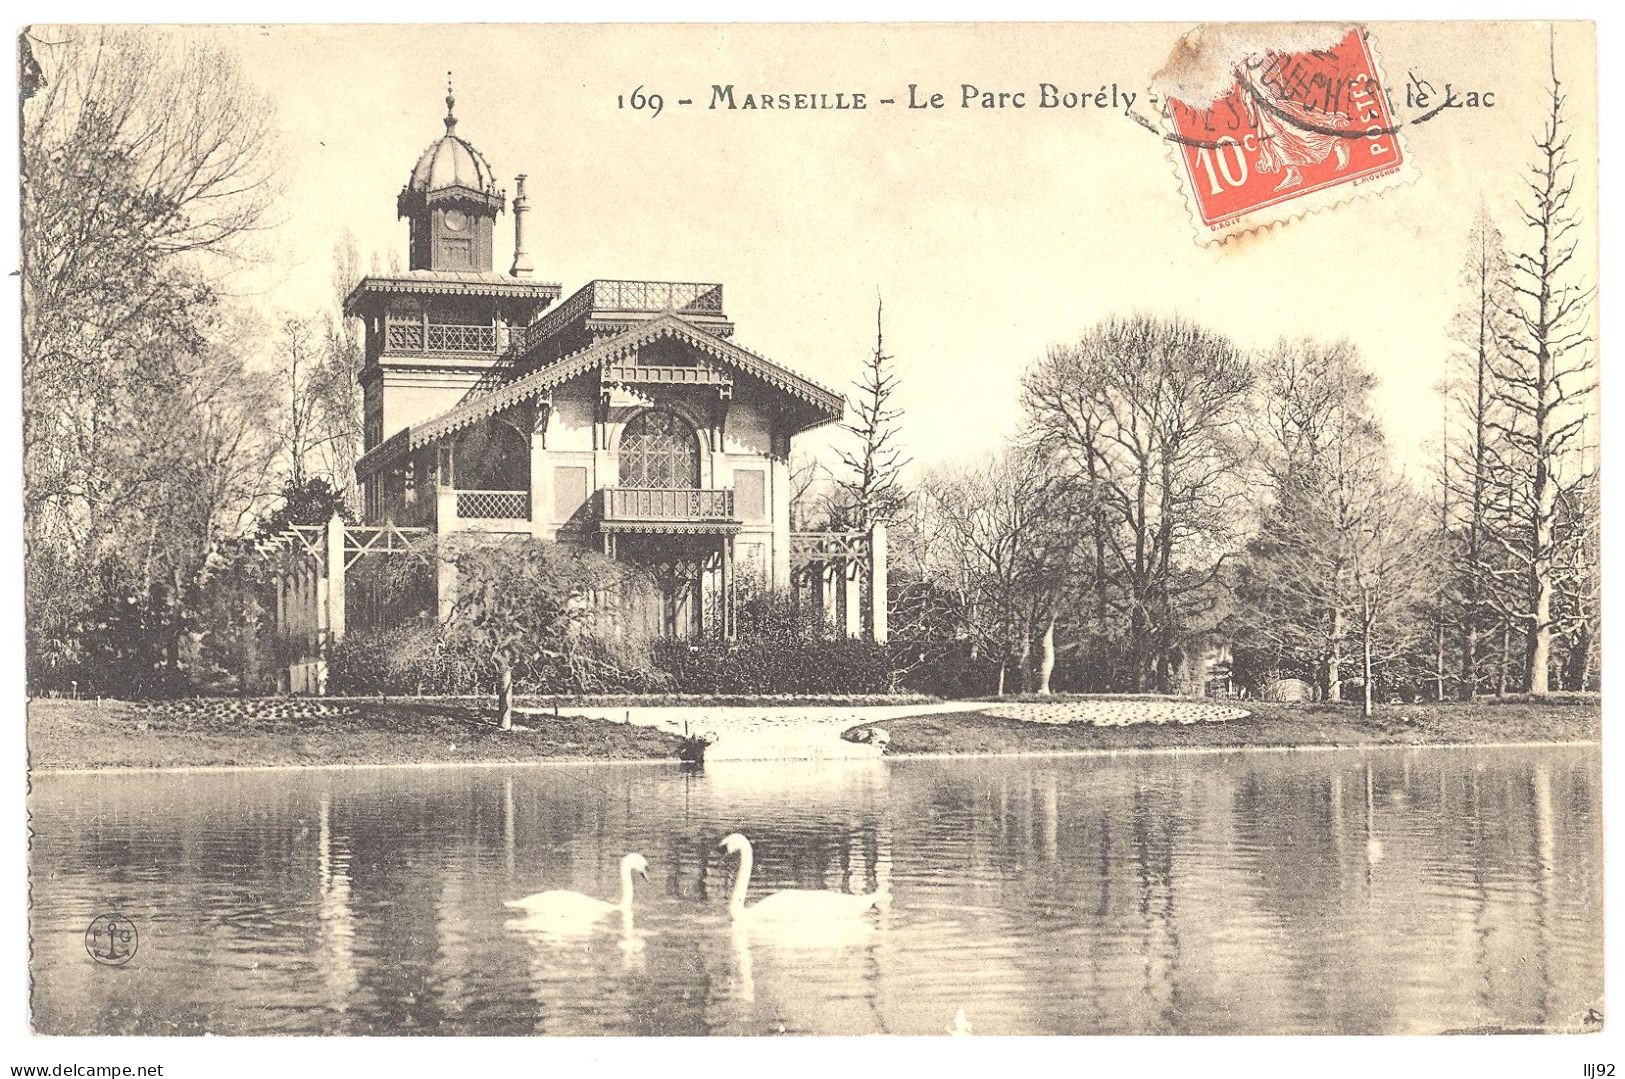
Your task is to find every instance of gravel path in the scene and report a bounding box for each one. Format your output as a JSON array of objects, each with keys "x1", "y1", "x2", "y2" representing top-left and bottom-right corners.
[
  {"x1": 517, "y1": 698, "x2": 1245, "y2": 760},
  {"x1": 518, "y1": 702, "x2": 988, "y2": 761},
  {"x1": 980, "y1": 699, "x2": 1248, "y2": 726}
]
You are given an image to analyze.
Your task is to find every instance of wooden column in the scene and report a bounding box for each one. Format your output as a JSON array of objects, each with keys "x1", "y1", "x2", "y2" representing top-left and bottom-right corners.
[
  {"x1": 275, "y1": 570, "x2": 289, "y2": 694},
  {"x1": 870, "y1": 522, "x2": 888, "y2": 644},
  {"x1": 720, "y1": 535, "x2": 734, "y2": 639},
  {"x1": 325, "y1": 514, "x2": 347, "y2": 644},
  {"x1": 822, "y1": 562, "x2": 841, "y2": 633},
  {"x1": 843, "y1": 561, "x2": 862, "y2": 639}
]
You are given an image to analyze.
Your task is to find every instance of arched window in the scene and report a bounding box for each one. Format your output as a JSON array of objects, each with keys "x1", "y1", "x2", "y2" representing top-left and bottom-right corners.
[{"x1": 619, "y1": 409, "x2": 700, "y2": 488}]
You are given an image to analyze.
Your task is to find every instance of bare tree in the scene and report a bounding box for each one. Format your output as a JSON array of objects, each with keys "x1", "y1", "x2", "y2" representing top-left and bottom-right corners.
[
  {"x1": 272, "y1": 318, "x2": 329, "y2": 489},
  {"x1": 20, "y1": 26, "x2": 279, "y2": 687},
  {"x1": 788, "y1": 448, "x2": 830, "y2": 531},
  {"x1": 1485, "y1": 44, "x2": 1596, "y2": 695},
  {"x1": 1443, "y1": 206, "x2": 1515, "y2": 698},
  {"x1": 833, "y1": 295, "x2": 910, "y2": 528},
  {"x1": 1348, "y1": 476, "x2": 1441, "y2": 717},
  {"x1": 1552, "y1": 475, "x2": 1600, "y2": 690},
  {"x1": 921, "y1": 448, "x2": 1057, "y2": 696},
  {"x1": 311, "y1": 232, "x2": 368, "y2": 513},
  {"x1": 1240, "y1": 338, "x2": 1382, "y2": 701},
  {"x1": 1024, "y1": 315, "x2": 1254, "y2": 691}
]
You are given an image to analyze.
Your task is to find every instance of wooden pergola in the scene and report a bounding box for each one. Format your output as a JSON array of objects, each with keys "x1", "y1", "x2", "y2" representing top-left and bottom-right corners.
[{"x1": 258, "y1": 516, "x2": 433, "y2": 694}]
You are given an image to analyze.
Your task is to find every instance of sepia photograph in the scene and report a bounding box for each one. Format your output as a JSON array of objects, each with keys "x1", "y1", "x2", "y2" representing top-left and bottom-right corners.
[{"x1": 11, "y1": 13, "x2": 1609, "y2": 1066}]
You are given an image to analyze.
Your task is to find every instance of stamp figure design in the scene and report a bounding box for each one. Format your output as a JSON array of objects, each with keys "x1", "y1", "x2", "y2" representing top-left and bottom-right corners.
[{"x1": 1162, "y1": 27, "x2": 1413, "y2": 241}]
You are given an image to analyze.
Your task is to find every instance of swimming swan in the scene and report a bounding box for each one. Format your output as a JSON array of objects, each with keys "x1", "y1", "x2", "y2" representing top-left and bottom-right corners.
[
  {"x1": 719, "y1": 833, "x2": 887, "y2": 922},
  {"x1": 504, "y1": 852, "x2": 649, "y2": 924}
]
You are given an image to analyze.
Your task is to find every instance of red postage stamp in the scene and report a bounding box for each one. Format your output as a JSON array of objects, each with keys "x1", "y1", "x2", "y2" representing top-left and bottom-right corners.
[{"x1": 1158, "y1": 25, "x2": 1415, "y2": 243}]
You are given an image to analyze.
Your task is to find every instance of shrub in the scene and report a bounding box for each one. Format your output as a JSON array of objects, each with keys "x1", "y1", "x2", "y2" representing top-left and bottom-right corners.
[
  {"x1": 328, "y1": 619, "x2": 667, "y2": 698},
  {"x1": 653, "y1": 635, "x2": 894, "y2": 695},
  {"x1": 328, "y1": 622, "x2": 498, "y2": 696}
]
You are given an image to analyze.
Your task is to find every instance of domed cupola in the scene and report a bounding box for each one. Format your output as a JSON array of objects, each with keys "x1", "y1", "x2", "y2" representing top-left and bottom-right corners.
[{"x1": 396, "y1": 77, "x2": 505, "y2": 272}]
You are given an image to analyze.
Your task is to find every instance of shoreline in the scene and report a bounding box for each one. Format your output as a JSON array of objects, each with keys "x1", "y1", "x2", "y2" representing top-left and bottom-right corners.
[
  {"x1": 30, "y1": 737, "x2": 1600, "y2": 778},
  {"x1": 29, "y1": 755, "x2": 688, "y2": 778},
  {"x1": 846, "y1": 698, "x2": 1600, "y2": 759},
  {"x1": 880, "y1": 737, "x2": 1600, "y2": 764},
  {"x1": 27, "y1": 695, "x2": 1600, "y2": 775}
]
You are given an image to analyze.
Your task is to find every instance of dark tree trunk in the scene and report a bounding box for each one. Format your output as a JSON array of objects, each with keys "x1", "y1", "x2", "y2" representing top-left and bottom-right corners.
[
  {"x1": 1563, "y1": 622, "x2": 1594, "y2": 691},
  {"x1": 497, "y1": 656, "x2": 513, "y2": 731},
  {"x1": 1496, "y1": 620, "x2": 1511, "y2": 697}
]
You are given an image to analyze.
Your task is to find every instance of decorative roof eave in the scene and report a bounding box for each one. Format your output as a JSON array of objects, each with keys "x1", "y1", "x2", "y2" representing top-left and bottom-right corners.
[
  {"x1": 343, "y1": 275, "x2": 563, "y2": 316},
  {"x1": 678, "y1": 323, "x2": 843, "y2": 420},
  {"x1": 396, "y1": 182, "x2": 504, "y2": 218},
  {"x1": 407, "y1": 338, "x2": 607, "y2": 449},
  {"x1": 531, "y1": 314, "x2": 840, "y2": 417},
  {"x1": 354, "y1": 426, "x2": 414, "y2": 481},
  {"x1": 585, "y1": 316, "x2": 735, "y2": 339},
  {"x1": 405, "y1": 315, "x2": 843, "y2": 452}
]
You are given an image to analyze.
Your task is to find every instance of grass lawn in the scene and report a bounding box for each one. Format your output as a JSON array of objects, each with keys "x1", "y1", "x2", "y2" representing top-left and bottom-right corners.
[
  {"x1": 845, "y1": 697, "x2": 1601, "y2": 756},
  {"x1": 28, "y1": 697, "x2": 685, "y2": 772}
]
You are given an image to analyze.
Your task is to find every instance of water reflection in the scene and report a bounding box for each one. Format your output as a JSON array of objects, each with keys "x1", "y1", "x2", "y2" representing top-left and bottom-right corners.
[{"x1": 30, "y1": 746, "x2": 1601, "y2": 1035}]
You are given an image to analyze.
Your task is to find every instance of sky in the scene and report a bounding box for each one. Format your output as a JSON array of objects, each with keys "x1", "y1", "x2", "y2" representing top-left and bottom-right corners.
[{"x1": 171, "y1": 21, "x2": 1597, "y2": 478}]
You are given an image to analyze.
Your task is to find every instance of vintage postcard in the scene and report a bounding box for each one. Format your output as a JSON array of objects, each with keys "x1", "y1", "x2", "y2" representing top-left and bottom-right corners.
[{"x1": 16, "y1": 17, "x2": 1602, "y2": 1064}]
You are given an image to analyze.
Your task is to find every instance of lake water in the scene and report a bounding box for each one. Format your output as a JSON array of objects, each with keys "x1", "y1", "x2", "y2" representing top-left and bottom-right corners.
[{"x1": 30, "y1": 745, "x2": 1602, "y2": 1035}]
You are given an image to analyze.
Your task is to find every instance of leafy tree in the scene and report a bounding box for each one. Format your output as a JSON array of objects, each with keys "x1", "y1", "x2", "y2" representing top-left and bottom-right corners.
[
  {"x1": 257, "y1": 477, "x2": 354, "y2": 538},
  {"x1": 443, "y1": 540, "x2": 655, "y2": 728},
  {"x1": 1235, "y1": 339, "x2": 1383, "y2": 701},
  {"x1": 20, "y1": 26, "x2": 278, "y2": 693}
]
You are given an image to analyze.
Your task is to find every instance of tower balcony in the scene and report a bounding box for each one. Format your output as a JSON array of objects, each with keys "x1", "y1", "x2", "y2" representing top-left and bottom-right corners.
[{"x1": 384, "y1": 318, "x2": 499, "y2": 355}]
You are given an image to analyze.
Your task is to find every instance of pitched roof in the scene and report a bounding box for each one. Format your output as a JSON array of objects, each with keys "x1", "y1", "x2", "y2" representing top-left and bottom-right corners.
[{"x1": 354, "y1": 314, "x2": 843, "y2": 479}]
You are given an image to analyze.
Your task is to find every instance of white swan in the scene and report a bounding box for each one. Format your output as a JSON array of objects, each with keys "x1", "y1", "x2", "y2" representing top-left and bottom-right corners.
[
  {"x1": 719, "y1": 833, "x2": 887, "y2": 923},
  {"x1": 504, "y1": 852, "x2": 649, "y2": 926}
]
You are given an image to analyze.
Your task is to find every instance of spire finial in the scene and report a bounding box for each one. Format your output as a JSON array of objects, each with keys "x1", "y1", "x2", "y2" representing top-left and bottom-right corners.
[{"x1": 444, "y1": 71, "x2": 457, "y2": 133}]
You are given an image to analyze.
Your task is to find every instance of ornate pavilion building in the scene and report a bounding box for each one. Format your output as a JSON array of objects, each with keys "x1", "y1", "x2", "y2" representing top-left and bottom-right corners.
[{"x1": 339, "y1": 88, "x2": 879, "y2": 642}]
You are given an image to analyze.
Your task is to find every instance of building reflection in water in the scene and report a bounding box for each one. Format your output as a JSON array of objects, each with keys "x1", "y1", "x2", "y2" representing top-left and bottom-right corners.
[
  {"x1": 27, "y1": 745, "x2": 1602, "y2": 1035},
  {"x1": 316, "y1": 792, "x2": 357, "y2": 1021}
]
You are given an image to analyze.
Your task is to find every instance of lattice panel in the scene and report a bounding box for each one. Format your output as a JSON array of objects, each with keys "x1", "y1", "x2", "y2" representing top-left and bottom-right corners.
[
  {"x1": 427, "y1": 323, "x2": 497, "y2": 353},
  {"x1": 592, "y1": 280, "x2": 724, "y2": 313},
  {"x1": 456, "y1": 490, "x2": 530, "y2": 519},
  {"x1": 386, "y1": 321, "x2": 424, "y2": 350}
]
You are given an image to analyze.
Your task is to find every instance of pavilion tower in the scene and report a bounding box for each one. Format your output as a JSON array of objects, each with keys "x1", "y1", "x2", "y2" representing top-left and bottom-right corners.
[
  {"x1": 345, "y1": 80, "x2": 560, "y2": 464},
  {"x1": 395, "y1": 76, "x2": 507, "y2": 272}
]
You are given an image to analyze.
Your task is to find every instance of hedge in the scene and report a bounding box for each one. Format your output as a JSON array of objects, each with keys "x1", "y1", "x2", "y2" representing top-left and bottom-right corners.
[{"x1": 329, "y1": 622, "x2": 898, "y2": 697}]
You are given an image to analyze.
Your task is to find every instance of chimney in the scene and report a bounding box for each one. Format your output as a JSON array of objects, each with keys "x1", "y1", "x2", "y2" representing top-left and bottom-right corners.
[{"x1": 510, "y1": 174, "x2": 534, "y2": 277}]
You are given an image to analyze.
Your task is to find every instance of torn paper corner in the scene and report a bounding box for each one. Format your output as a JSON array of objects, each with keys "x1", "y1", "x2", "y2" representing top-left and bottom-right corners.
[{"x1": 1152, "y1": 22, "x2": 1354, "y2": 109}]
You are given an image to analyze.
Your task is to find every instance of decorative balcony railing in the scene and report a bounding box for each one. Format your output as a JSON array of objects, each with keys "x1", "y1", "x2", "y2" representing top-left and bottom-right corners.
[
  {"x1": 427, "y1": 323, "x2": 497, "y2": 353},
  {"x1": 456, "y1": 489, "x2": 530, "y2": 520},
  {"x1": 386, "y1": 321, "x2": 424, "y2": 350},
  {"x1": 590, "y1": 280, "x2": 724, "y2": 314},
  {"x1": 384, "y1": 319, "x2": 497, "y2": 355},
  {"x1": 599, "y1": 487, "x2": 735, "y2": 523}
]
